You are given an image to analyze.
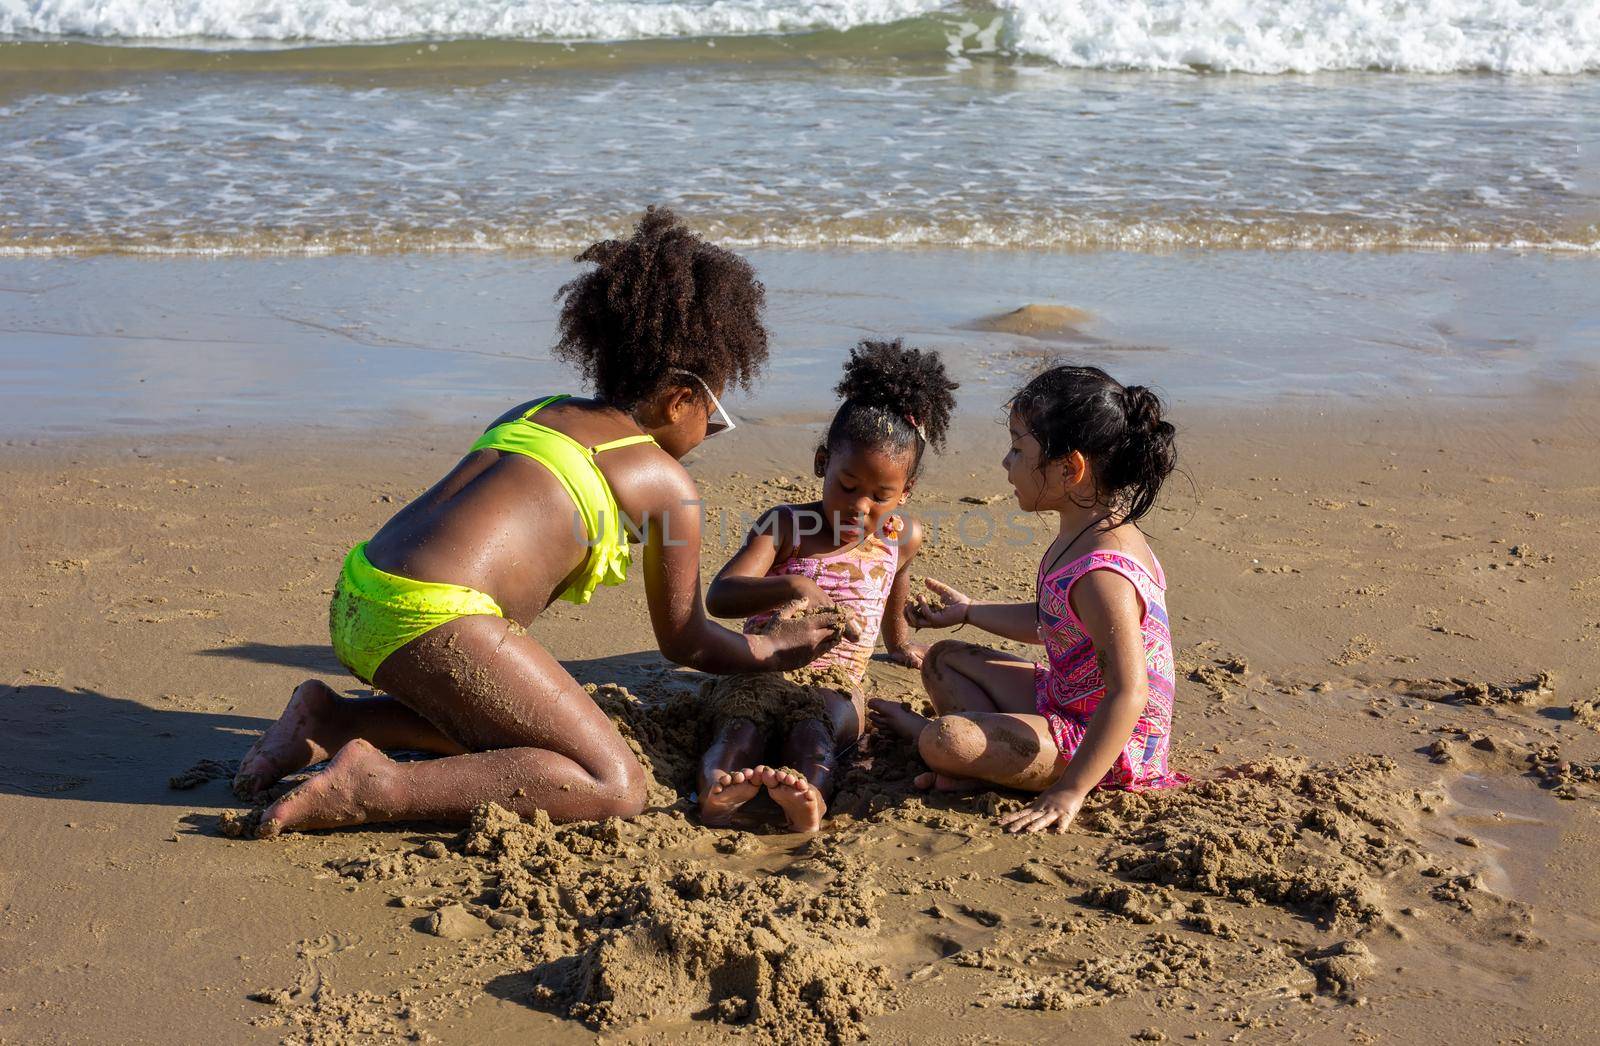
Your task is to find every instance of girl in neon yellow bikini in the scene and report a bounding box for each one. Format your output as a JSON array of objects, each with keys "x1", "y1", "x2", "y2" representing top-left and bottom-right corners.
[{"x1": 233, "y1": 210, "x2": 855, "y2": 836}]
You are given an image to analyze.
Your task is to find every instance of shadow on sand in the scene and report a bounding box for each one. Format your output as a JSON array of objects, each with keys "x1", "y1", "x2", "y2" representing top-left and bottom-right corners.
[{"x1": 0, "y1": 649, "x2": 700, "y2": 814}]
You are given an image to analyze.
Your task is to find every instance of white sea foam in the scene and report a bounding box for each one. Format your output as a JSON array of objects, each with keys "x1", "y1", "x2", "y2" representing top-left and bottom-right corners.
[
  {"x1": 4, "y1": 1, "x2": 1598, "y2": 74},
  {"x1": 997, "y1": 0, "x2": 1600, "y2": 75},
  {"x1": 0, "y1": 0, "x2": 943, "y2": 45}
]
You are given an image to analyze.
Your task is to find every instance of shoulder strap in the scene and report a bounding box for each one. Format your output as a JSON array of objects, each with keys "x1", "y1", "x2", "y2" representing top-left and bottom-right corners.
[
  {"x1": 590, "y1": 434, "x2": 657, "y2": 455},
  {"x1": 521, "y1": 394, "x2": 570, "y2": 420}
]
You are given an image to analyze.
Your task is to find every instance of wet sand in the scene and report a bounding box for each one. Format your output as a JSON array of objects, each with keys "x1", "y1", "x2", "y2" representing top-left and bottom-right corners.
[
  {"x1": 3, "y1": 249, "x2": 1596, "y2": 440},
  {"x1": 2, "y1": 389, "x2": 1598, "y2": 1043}
]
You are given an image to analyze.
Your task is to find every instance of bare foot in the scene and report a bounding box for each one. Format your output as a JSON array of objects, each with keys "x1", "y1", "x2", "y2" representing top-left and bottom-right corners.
[
  {"x1": 257, "y1": 739, "x2": 395, "y2": 838},
  {"x1": 759, "y1": 765, "x2": 825, "y2": 833},
  {"x1": 700, "y1": 768, "x2": 762, "y2": 826},
  {"x1": 913, "y1": 771, "x2": 983, "y2": 793},
  {"x1": 234, "y1": 679, "x2": 344, "y2": 800},
  {"x1": 865, "y1": 697, "x2": 931, "y2": 743}
]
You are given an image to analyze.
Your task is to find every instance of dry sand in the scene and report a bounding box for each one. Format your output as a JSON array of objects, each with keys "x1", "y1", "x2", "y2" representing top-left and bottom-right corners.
[{"x1": 2, "y1": 393, "x2": 1598, "y2": 1044}]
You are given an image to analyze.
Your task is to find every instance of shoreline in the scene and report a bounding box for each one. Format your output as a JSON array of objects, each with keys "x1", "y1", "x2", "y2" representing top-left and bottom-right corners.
[{"x1": 3, "y1": 248, "x2": 1596, "y2": 442}]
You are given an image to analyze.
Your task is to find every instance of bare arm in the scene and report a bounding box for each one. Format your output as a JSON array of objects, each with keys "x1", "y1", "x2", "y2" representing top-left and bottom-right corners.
[
  {"x1": 999, "y1": 569, "x2": 1149, "y2": 834},
  {"x1": 705, "y1": 506, "x2": 831, "y2": 619},
  {"x1": 964, "y1": 601, "x2": 1046, "y2": 645},
  {"x1": 881, "y1": 517, "x2": 925, "y2": 665},
  {"x1": 640, "y1": 471, "x2": 842, "y2": 673},
  {"x1": 905, "y1": 577, "x2": 1042, "y2": 645}
]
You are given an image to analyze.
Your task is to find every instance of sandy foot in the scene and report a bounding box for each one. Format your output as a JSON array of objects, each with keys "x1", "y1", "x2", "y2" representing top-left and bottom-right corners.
[
  {"x1": 865, "y1": 697, "x2": 931, "y2": 742},
  {"x1": 701, "y1": 768, "x2": 762, "y2": 826},
  {"x1": 257, "y1": 739, "x2": 394, "y2": 839},
  {"x1": 867, "y1": 700, "x2": 981, "y2": 792},
  {"x1": 760, "y1": 765, "x2": 825, "y2": 833},
  {"x1": 912, "y1": 771, "x2": 983, "y2": 793},
  {"x1": 234, "y1": 679, "x2": 341, "y2": 800}
]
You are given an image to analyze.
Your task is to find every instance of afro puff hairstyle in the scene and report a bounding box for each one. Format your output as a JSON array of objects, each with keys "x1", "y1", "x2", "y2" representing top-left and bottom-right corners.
[{"x1": 820, "y1": 338, "x2": 958, "y2": 479}]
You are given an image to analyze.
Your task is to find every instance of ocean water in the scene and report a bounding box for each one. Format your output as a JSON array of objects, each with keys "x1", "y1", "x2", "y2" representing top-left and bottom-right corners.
[{"x1": 2, "y1": 0, "x2": 1598, "y2": 256}]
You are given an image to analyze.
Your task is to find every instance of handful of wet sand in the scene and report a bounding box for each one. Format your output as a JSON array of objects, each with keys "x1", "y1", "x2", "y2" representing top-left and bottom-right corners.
[{"x1": 748, "y1": 603, "x2": 864, "y2": 644}]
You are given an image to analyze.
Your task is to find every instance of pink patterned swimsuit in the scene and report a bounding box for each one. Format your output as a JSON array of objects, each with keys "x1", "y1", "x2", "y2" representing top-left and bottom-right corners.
[
  {"x1": 744, "y1": 514, "x2": 900, "y2": 684},
  {"x1": 1035, "y1": 548, "x2": 1186, "y2": 791}
]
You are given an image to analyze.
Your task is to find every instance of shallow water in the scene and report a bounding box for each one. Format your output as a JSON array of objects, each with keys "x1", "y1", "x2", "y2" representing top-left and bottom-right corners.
[
  {"x1": 2, "y1": 249, "x2": 1594, "y2": 438},
  {"x1": 2, "y1": 2, "x2": 1598, "y2": 255}
]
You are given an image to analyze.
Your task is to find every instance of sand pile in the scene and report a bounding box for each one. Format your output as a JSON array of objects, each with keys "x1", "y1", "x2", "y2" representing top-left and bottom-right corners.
[
  {"x1": 1397, "y1": 672, "x2": 1554, "y2": 707},
  {"x1": 969, "y1": 304, "x2": 1095, "y2": 342},
  {"x1": 1081, "y1": 756, "x2": 1415, "y2": 927},
  {"x1": 342, "y1": 802, "x2": 894, "y2": 1043},
  {"x1": 699, "y1": 665, "x2": 855, "y2": 735},
  {"x1": 293, "y1": 682, "x2": 897, "y2": 1043},
  {"x1": 1424, "y1": 728, "x2": 1600, "y2": 800}
]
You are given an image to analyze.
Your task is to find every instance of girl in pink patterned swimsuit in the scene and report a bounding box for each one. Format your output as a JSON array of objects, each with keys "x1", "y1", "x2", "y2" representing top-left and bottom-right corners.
[
  {"x1": 697, "y1": 340, "x2": 957, "y2": 832},
  {"x1": 869, "y1": 364, "x2": 1186, "y2": 834}
]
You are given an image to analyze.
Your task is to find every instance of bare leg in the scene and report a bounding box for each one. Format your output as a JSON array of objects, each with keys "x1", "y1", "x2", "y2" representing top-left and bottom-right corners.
[
  {"x1": 699, "y1": 718, "x2": 768, "y2": 826},
  {"x1": 258, "y1": 616, "x2": 647, "y2": 836},
  {"x1": 919, "y1": 640, "x2": 1039, "y2": 715},
  {"x1": 917, "y1": 712, "x2": 1065, "y2": 793},
  {"x1": 234, "y1": 680, "x2": 465, "y2": 800},
  {"x1": 869, "y1": 641, "x2": 1039, "y2": 790}
]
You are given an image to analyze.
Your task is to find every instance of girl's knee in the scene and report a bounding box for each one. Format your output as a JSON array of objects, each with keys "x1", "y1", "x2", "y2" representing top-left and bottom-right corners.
[
  {"x1": 921, "y1": 639, "x2": 972, "y2": 692},
  {"x1": 917, "y1": 714, "x2": 984, "y2": 770},
  {"x1": 593, "y1": 753, "x2": 649, "y2": 819}
]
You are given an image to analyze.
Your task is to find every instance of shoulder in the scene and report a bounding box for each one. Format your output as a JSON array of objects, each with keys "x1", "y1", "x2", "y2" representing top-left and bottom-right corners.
[
  {"x1": 1065, "y1": 560, "x2": 1147, "y2": 631},
  {"x1": 612, "y1": 445, "x2": 699, "y2": 523},
  {"x1": 483, "y1": 398, "x2": 541, "y2": 432},
  {"x1": 891, "y1": 512, "x2": 925, "y2": 566}
]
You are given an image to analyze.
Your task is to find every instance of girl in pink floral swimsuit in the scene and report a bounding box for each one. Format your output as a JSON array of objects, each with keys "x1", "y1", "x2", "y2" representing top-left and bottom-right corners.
[
  {"x1": 870, "y1": 364, "x2": 1187, "y2": 834},
  {"x1": 697, "y1": 340, "x2": 957, "y2": 832}
]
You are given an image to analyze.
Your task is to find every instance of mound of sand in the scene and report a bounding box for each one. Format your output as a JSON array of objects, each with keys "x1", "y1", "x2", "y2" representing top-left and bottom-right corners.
[
  {"x1": 1082, "y1": 756, "x2": 1412, "y2": 927},
  {"x1": 970, "y1": 304, "x2": 1095, "y2": 342},
  {"x1": 699, "y1": 665, "x2": 855, "y2": 736},
  {"x1": 450, "y1": 802, "x2": 890, "y2": 1040}
]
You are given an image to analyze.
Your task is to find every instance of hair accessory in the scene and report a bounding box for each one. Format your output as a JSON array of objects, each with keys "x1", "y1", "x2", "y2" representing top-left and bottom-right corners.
[{"x1": 904, "y1": 413, "x2": 927, "y2": 442}]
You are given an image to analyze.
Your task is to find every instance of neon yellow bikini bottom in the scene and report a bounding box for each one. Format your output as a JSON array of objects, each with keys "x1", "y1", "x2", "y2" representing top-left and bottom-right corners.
[
  {"x1": 328, "y1": 395, "x2": 657, "y2": 685},
  {"x1": 329, "y1": 542, "x2": 504, "y2": 685}
]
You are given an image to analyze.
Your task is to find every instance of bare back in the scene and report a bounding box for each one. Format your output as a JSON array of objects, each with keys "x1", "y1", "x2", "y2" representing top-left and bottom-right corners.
[{"x1": 363, "y1": 397, "x2": 689, "y2": 623}]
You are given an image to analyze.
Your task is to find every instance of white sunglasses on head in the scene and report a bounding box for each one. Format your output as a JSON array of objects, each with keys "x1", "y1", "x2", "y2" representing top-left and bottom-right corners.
[{"x1": 668, "y1": 368, "x2": 736, "y2": 436}]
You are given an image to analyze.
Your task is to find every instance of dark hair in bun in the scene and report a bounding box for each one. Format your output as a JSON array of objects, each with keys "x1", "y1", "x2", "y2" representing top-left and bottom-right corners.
[
  {"x1": 821, "y1": 339, "x2": 958, "y2": 479},
  {"x1": 1008, "y1": 364, "x2": 1176, "y2": 523}
]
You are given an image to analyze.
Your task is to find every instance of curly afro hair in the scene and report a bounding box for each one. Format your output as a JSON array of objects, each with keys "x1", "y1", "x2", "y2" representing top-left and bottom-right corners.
[
  {"x1": 553, "y1": 207, "x2": 769, "y2": 409},
  {"x1": 821, "y1": 338, "x2": 959, "y2": 479}
]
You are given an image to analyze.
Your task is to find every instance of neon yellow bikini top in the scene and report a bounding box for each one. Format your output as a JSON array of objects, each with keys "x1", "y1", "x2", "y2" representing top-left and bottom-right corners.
[{"x1": 470, "y1": 394, "x2": 657, "y2": 605}]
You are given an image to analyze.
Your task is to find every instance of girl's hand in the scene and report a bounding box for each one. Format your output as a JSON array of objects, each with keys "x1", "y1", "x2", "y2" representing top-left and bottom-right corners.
[
  {"x1": 996, "y1": 789, "x2": 1085, "y2": 834},
  {"x1": 887, "y1": 642, "x2": 929, "y2": 669},
  {"x1": 758, "y1": 608, "x2": 860, "y2": 670},
  {"x1": 904, "y1": 578, "x2": 971, "y2": 630},
  {"x1": 786, "y1": 575, "x2": 836, "y2": 613}
]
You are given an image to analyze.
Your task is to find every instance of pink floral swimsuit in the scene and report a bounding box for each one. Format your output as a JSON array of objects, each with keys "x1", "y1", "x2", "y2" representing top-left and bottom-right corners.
[
  {"x1": 1035, "y1": 548, "x2": 1187, "y2": 791},
  {"x1": 744, "y1": 512, "x2": 900, "y2": 684}
]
